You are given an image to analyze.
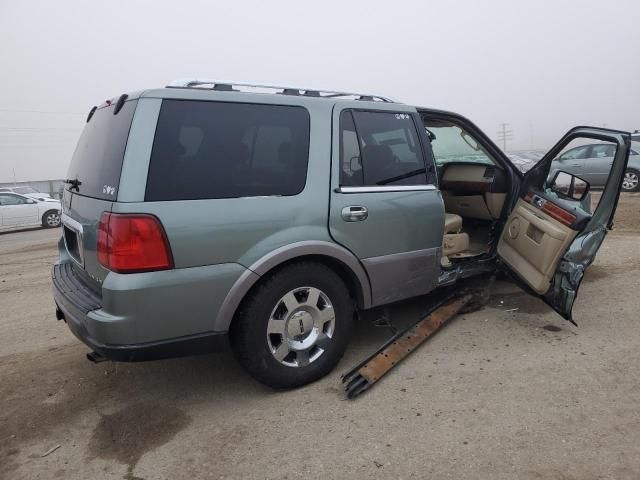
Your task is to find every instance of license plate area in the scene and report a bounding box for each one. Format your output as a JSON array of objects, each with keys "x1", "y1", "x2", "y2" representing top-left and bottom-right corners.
[{"x1": 62, "y1": 214, "x2": 84, "y2": 266}]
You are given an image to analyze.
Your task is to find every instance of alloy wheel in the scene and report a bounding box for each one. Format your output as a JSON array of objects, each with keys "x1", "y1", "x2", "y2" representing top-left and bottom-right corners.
[
  {"x1": 622, "y1": 171, "x2": 639, "y2": 191},
  {"x1": 266, "y1": 286, "x2": 335, "y2": 367},
  {"x1": 46, "y1": 212, "x2": 61, "y2": 227}
]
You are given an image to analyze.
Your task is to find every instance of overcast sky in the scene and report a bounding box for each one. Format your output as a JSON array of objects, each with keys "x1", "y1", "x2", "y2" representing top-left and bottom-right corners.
[{"x1": 1, "y1": 0, "x2": 639, "y2": 182}]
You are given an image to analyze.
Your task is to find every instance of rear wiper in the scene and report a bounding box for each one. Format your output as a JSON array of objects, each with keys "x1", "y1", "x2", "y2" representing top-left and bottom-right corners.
[
  {"x1": 64, "y1": 178, "x2": 82, "y2": 191},
  {"x1": 376, "y1": 168, "x2": 425, "y2": 186}
]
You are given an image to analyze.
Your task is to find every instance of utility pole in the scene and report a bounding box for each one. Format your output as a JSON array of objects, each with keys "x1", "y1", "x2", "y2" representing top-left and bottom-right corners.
[
  {"x1": 496, "y1": 123, "x2": 513, "y2": 152},
  {"x1": 12, "y1": 168, "x2": 17, "y2": 186}
]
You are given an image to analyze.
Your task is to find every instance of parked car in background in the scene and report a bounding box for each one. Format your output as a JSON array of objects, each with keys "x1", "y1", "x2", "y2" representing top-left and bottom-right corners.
[
  {"x1": 506, "y1": 150, "x2": 546, "y2": 173},
  {"x1": 0, "y1": 193, "x2": 61, "y2": 229},
  {"x1": 552, "y1": 143, "x2": 640, "y2": 191},
  {"x1": 631, "y1": 130, "x2": 640, "y2": 142},
  {"x1": 0, "y1": 186, "x2": 53, "y2": 200}
]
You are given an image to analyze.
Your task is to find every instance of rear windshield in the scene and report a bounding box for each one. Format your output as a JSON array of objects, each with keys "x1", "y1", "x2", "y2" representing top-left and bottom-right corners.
[
  {"x1": 145, "y1": 100, "x2": 310, "y2": 201},
  {"x1": 66, "y1": 100, "x2": 137, "y2": 200}
]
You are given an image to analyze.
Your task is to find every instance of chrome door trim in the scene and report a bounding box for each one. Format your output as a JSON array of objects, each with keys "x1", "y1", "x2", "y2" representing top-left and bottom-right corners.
[
  {"x1": 335, "y1": 185, "x2": 437, "y2": 194},
  {"x1": 341, "y1": 205, "x2": 368, "y2": 222}
]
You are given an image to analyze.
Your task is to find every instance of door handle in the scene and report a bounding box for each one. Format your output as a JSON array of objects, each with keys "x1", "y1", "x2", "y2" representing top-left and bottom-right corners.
[{"x1": 341, "y1": 206, "x2": 368, "y2": 222}]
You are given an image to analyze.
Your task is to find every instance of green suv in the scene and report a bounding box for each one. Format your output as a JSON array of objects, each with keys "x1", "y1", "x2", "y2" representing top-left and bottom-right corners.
[{"x1": 52, "y1": 79, "x2": 632, "y2": 388}]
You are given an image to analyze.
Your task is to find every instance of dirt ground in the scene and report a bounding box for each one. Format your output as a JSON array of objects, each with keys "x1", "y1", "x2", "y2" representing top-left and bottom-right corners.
[{"x1": 1, "y1": 194, "x2": 640, "y2": 480}]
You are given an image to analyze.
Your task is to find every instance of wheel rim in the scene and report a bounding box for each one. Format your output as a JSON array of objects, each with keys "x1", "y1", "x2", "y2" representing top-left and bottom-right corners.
[
  {"x1": 622, "y1": 171, "x2": 639, "y2": 191},
  {"x1": 46, "y1": 212, "x2": 60, "y2": 226},
  {"x1": 266, "y1": 286, "x2": 336, "y2": 368}
]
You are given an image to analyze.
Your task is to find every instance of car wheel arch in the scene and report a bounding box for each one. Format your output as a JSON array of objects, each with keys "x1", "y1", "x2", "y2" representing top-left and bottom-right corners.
[{"x1": 214, "y1": 241, "x2": 372, "y2": 333}]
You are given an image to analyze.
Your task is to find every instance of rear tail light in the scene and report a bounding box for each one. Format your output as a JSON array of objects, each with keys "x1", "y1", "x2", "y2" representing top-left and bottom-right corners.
[{"x1": 97, "y1": 213, "x2": 173, "y2": 273}]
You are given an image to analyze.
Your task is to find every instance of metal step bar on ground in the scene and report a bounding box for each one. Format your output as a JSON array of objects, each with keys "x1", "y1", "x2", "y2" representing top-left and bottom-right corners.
[{"x1": 342, "y1": 292, "x2": 473, "y2": 399}]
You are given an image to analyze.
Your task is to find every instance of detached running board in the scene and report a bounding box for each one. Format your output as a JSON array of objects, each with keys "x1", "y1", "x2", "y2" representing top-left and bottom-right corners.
[{"x1": 342, "y1": 293, "x2": 473, "y2": 399}]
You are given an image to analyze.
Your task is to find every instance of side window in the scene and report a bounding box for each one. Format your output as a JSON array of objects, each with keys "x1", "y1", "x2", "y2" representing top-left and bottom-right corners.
[
  {"x1": 146, "y1": 100, "x2": 310, "y2": 201},
  {"x1": 559, "y1": 145, "x2": 589, "y2": 160},
  {"x1": 340, "y1": 110, "x2": 427, "y2": 187},
  {"x1": 340, "y1": 111, "x2": 363, "y2": 186},
  {"x1": 590, "y1": 144, "x2": 615, "y2": 158},
  {"x1": 0, "y1": 194, "x2": 26, "y2": 206}
]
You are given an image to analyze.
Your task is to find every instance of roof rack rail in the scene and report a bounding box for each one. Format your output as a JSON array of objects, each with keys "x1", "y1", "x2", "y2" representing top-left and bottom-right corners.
[{"x1": 166, "y1": 78, "x2": 395, "y2": 103}]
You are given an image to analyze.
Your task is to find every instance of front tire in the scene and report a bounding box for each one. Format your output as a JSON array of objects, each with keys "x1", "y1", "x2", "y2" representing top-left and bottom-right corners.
[
  {"x1": 230, "y1": 262, "x2": 354, "y2": 389},
  {"x1": 42, "y1": 210, "x2": 61, "y2": 228},
  {"x1": 622, "y1": 168, "x2": 640, "y2": 192}
]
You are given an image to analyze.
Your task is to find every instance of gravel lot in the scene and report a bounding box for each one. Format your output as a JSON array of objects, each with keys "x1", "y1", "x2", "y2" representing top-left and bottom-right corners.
[{"x1": 1, "y1": 194, "x2": 639, "y2": 480}]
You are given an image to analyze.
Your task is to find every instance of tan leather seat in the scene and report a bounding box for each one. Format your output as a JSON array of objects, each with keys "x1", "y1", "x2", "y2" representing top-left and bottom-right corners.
[
  {"x1": 444, "y1": 213, "x2": 463, "y2": 233},
  {"x1": 443, "y1": 232, "x2": 469, "y2": 256},
  {"x1": 442, "y1": 213, "x2": 468, "y2": 257}
]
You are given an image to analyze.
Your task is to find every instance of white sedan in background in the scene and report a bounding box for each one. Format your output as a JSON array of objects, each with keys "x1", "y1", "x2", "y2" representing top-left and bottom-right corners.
[{"x1": 0, "y1": 192, "x2": 61, "y2": 229}]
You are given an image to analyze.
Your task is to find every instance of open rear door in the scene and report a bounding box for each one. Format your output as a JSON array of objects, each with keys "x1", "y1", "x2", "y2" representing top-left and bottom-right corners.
[{"x1": 498, "y1": 127, "x2": 631, "y2": 321}]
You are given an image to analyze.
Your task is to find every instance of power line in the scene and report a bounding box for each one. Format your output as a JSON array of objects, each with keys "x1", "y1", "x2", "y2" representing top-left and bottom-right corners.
[
  {"x1": 496, "y1": 123, "x2": 513, "y2": 152},
  {"x1": 0, "y1": 109, "x2": 84, "y2": 115},
  {"x1": 0, "y1": 127, "x2": 81, "y2": 131}
]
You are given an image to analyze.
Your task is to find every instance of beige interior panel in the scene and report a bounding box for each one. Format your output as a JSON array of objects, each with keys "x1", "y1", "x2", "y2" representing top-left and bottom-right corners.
[
  {"x1": 485, "y1": 193, "x2": 506, "y2": 218},
  {"x1": 442, "y1": 165, "x2": 491, "y2": 182},
  {"x1": 498, "y1": 199, "x2": 577, "y2": 294},
  {"x1": 443, "y1": 192, "x2": 493, "y2": 220}
]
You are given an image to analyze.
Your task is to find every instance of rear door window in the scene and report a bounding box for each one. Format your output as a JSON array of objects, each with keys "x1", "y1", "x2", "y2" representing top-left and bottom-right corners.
[
  {"x1": 341, "y1": 110, "x2": 428, "y2": 187},
  {"x1": 590, "y1": 144, "x2": 616, "y2": 158},
  {"x1": 145, "y1": 100, "x2": 310, "y2": 201},
  {"x1": 66, "y1": 100, "x2": 137, "y2": 200},
  {"x1": 559, "y1": 145, "x2": 590, "y2": 160}
]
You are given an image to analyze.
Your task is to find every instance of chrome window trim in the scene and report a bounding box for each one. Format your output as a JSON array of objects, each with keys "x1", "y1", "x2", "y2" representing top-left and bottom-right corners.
[{"x1": 335, "y1": 185, "x2": 437, "y2": 194}]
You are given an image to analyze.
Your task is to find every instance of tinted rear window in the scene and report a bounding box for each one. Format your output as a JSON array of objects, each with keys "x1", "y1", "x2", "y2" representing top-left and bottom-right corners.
[
  {"x1": 66, "y1": 100, "x2": 137, "y2": 200},
  {"x1": 145, "y1": 100, "x2": 310, "y2": 201}
]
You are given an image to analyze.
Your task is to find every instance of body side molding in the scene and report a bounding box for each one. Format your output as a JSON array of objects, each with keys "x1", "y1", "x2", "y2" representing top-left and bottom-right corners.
[{"x1": 362, "y1": 246, "x2": 441, "y2": 307}]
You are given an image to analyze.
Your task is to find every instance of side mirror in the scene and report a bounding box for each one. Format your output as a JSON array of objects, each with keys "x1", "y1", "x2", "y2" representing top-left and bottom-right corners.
[{"x1": 550, "y1": 170, "x2": 589, "y2": 201}]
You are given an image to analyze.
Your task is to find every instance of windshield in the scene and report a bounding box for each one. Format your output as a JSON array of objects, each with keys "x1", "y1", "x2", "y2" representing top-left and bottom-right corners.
[
  {"x1": 66, "y1": 100, "x2": 137, "y2": 200},
  {"x1": 426, "y1": 122, "x2": 495, "y2": 166}
]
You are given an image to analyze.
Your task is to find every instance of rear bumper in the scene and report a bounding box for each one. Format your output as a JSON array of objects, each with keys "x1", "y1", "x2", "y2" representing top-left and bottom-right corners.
[
  {"x1": 52, "y1": 261, "x2": 235, "y2": 361},
  {"x1": 55, "y1": 302, "x2": 228, "y2": 361}
]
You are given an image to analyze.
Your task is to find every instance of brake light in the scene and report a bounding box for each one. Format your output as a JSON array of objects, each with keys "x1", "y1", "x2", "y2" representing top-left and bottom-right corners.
[{"x1": 97, "y1": 213, "x2": 173, "y2": 273}]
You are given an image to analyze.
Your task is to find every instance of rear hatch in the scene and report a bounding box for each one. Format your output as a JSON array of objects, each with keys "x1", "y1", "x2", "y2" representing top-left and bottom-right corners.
[{"x1": 61, "y1": 99, "x2": 138, "y2": 288}]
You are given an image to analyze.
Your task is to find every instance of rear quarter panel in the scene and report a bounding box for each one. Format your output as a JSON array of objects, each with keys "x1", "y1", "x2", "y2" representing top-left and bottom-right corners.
[{"x1": 112, "y1": 95, "x2": 337, "y2": 270}]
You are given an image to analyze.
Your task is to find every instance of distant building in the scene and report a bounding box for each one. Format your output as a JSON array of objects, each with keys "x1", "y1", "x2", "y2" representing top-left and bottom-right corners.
[{"x1": 0, "y1": 179, "x2": 65, "y2": 199}]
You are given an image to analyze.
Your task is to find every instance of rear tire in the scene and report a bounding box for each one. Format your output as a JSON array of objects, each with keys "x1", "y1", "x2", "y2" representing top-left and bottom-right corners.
[
  {"x1": 230, "y1": 262, "x2": 354, "y2": 389},
  {"x1": 622, "y1": 168, "x2": 640, "y2": 192},
  {"x1": 42, "y1": 210, "x2": 61, "y2": 228}
]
